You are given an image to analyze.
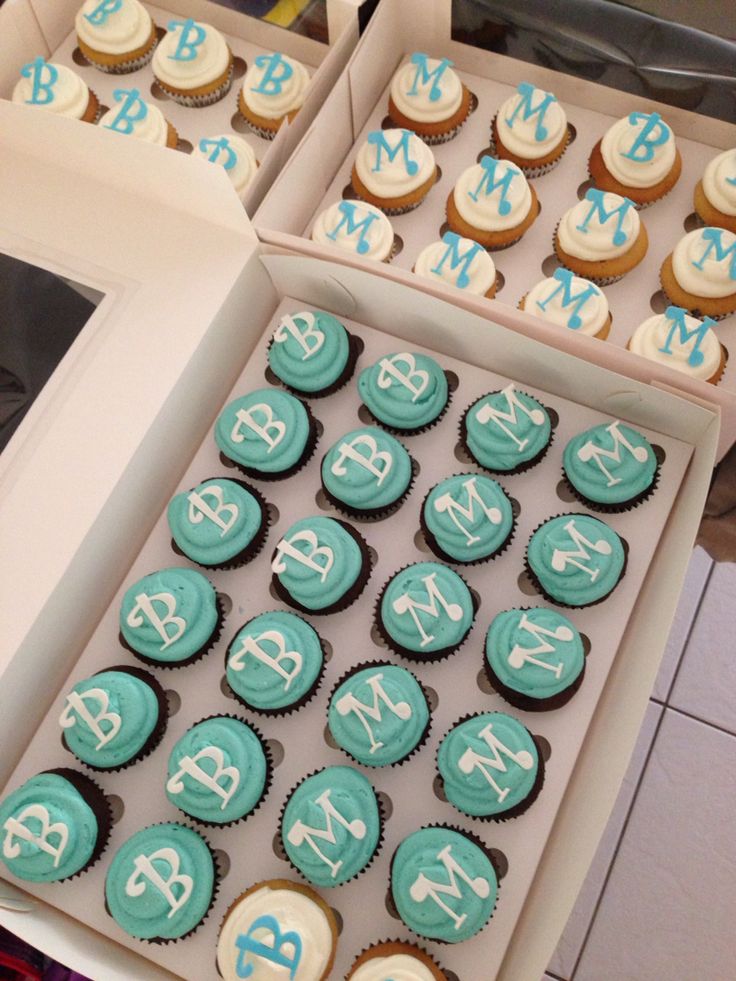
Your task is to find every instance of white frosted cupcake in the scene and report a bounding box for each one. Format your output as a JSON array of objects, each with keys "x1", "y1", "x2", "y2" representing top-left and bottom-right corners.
[
  {"x1": 12, "y1": 58, "x2": 99, "y2": 123},
  {"x1": 75, "y1": 0, "x2": 157, "y2": 74},
  {"x1": 660, "y1": 227, "x2": 736, "y2": 319},
  {"x1": 351, "y1": 129, "x2": 437, "y2": 215},
  {"x1": 492, "y1": 81, "x2": 571, "y2": 176},
  {"x1": 238, "y1": 52, "x2": 310, "y2": 138},
  {"x1": 694, "y1": 149, "x2": 736, "y2": 234},
  {"x1": 446, "y1": 155, "x2": 539, "y2": 249},
  {"x1": 628, "y1": 306, "x2": 725, "y2": 384},
  {"x1": 152, "y1": 18, "x2": 233, "y2": 107},
  {"x1": 192, "y1": 135, "x2": 259, "y2": 200},
  {"x1": 387, "y1": 51, "x2": 472, "y2": 144},
  {"x1": 311, "y1": 200, "x2": 396, "y2": 262},
  {"x1": 589, "y1": 111, "x2": 681, "y2": 206},
  {"x1": 98, "y1": 87, "x2": 177, "y2": 146},
  {"x1": 414, "y1": 232, "x2": 497, "y2": 297},
  {"x1": 521, "y1": 269, "x2": 611, "y2": 338}
]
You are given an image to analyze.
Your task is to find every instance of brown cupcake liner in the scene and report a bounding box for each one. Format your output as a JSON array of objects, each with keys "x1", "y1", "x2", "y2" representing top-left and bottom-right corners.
[
  {"x1": 156, "y1": 64, "x2": 233, "y2": 108},
  {"x1": 222, "y1": 399, "x2": 321, "y2": 482},
  {"x1": 319, "y1": 447, "x2": 417, "y2": 522},
  {"x1": 458, "y1": 393, "x2": 556, "y2": 477},
  {"x1": 42, "y1": 768, "x2": 113, "y2": 881},
  {"x1": 560, "y1": 459, "x2": 660, "y2": 515},
  {"x1": 346, "y1": 938, "x2": 448, "y2": 979},
  {"x1": 120, "y1": 589, "x2": 226, "y2": 669},
  {"x1": 483, "y1": 643, "x2": 586, "y2": 713},
  {"x1": 267, "y1": 330, "x2": 363, "y2": 400}
]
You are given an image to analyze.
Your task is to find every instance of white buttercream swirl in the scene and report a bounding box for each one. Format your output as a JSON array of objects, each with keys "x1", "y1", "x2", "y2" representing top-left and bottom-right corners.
[
  {"x1": 311, "y1": 200, "x2": 394, "y2": 261},
  {"x1": 12, "y1": 62, "x2": 90, "y2": 119},
  {"x1": 390, "y1": 53, "x2": 463, "y2": 123},
  {"x1": 152, "y1": 20, "x2": 230, "y2": 89},
  {"x1": 558, "y1": 192, "x2": 640, "y2": 260},
  {"x1": 354, "y1": 129, "x2": 435, "y2": 198},
  {"x1": 75, "y1": 0, "x2": 152, "y2": 55},
  {"x1": 496, "y1": 83, "x2": 567, "y2": 160},
  {"x1": 98, "y1": 96, "x2": 169, "y2": 145},
  {"x1": 525, "y1": 274, "x2": 608, "y2": 335},
  {"x1": 453, "y1": 157, "x2": 532, "y2": 232},
  {"x1": 629, "y1": 312, "x2": 722, "y2": 380},
  {"x1": 671, "y1": 228, "x2": 736, "y2": 298},
  {"x1": 193, "y1": 134, "x2": 258, "y2": 198},
  {"x1": 241, "y1": 53, "x2": 310, "y2": 120},
  {"x1": 600, "y1": 113, "x2": 676, "y2": 188},
  {"x1": 414, "y1": 236, "x2": 495, "y2": 295},
  {"x1": 350, "y1": 953, "x2": 436, "y2": 981},
  {"x1": 702, "y1": 149, "x2": 736, "y2": 217}
]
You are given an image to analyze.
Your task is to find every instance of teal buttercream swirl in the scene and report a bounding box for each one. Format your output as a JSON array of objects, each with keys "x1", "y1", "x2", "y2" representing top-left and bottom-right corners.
[
  {"x1": 281, "y1": 766, "x2": 380, "y2": 887},
  {"x1": 391, "y1": 827, "x2": 497, "y2": 943},
  {"x1": 60, "y1": 669, "x2": 160, "y2": 768},
  {"x1": 0, "y1": 772, "x2": 100, "y2": 883},
  {"x1": 119, "y1": 567, "x2": 218, "y2": 664},
  {"x1": 267, "y1": 310, "x2": 351, "y2": 393},
  {"x1": 563, "y1": 420, "x2": 656, "y2": 506},
  {"x1": 358, "y1": 352, "x2": 448, "y2": 431},
  {"x1": 226, "y1": 611, "x2": 323, "y2": 711},
  {"x1": 167, "y1": 478, "x2": 264, "y2": 566},
  {"x1": 105, "y1": 822, "x2": 214, "y2": 940},
  {"x1": 271, "y1": 516, "x2": 365, "y2": 612},
  {"x1": 438, "y1": 712, "x2": 539, "y2": 817},
  {"x1": 464, "y1": 386, "x2": 551, "y2": 472},
  {"x1": 165, "y1": 717, "x2": 267, "y2": 824},
  {"x1": 215, "y1": 388, "x2": 311, "y2": 475},
  {"x1": 328, "y1": 663, "x2": 429, "y2": 767},
  {"x1": 321, "y1": 426, "x2": 412, "y2": 512},
  {"x1": 423, "y1": 473, "x2": 514, "y2": 562},
  {"x1": 486, "y1": 608, "x2": 584, "y2": 700},
  {"x1": 527, "y1": 514, "x2": 625, "y2": 606},
  {"x1": 380, "y1": 562, "x2": 474, "y2": 655}
]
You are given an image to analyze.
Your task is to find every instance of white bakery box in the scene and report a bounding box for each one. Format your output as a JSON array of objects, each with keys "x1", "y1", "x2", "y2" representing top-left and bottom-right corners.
[
  {"x1": 254, "y1": 0, "x2": 736, "y2": 460},
  {"x1": 0, "y1": 0, "x2": 365, "y2": 215}
]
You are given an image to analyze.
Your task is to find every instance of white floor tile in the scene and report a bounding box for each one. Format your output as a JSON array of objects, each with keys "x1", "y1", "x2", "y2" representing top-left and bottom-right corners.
[
  {"x1": 669, "y1": 561, "x2": 736, "y2": 732},
  {"x1": 546, "y1": 702, "x2": 663, "y2": 979},
  {"x1": 575, "y1": 710, "x2": 736, "y2": 981}
]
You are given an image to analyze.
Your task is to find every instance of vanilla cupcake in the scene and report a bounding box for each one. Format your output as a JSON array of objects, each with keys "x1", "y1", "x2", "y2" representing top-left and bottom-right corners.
[
  {"x1": 555, "y1": 189, "x2": 648, "y2": 284},
  {"x1": 388, "y1": 51, "x2": 472, "y2": 144},
  {"x1": 152, "y1": 18, "x2": 233, "y2": 107},
  {"x1": 493, "y1": 81, "x2": 571, "y2": 176},
  {"x1": 75, "y1": 0, "x2": 157, "y2": 74},
  {"x1": 414, "y1": 232, "x2": 497, "y2": 297},
  {"x1": 238, "y1": 51, "x2": 310, "y2": 138},
  {"x1": 12, "y1": 58, "x2": 99, "y2": 123},
  {"x1": 589, "y1": 111, "x2": 681, "y2": 206},
  {"x1": 520, "y1": 269, "x2": 611, "y2": 338},
  {"x1": 446, "y1": 155, "x2": 539, "y2": 249},
  {"x1": 628, "y1": 306, "x2": 726, "y2": 384},
  {"x1": 98, "y1": 87, "x2": 177, "y2": 146},
  {"x1": 192, "y1": 134, "x2": 259, "y2": 200},
  {"x1": 351, "y1": 129, "x2": 437, "y2": 215},
  {"x1": 694, "y1": 149, "x2": 736, "y2": 234},
  {"x1": 312, "y1": 200, "x2": 396, "y2": 262},
  {"x1": 660, "y1": 227, "x2": 736, "y2": 319}
]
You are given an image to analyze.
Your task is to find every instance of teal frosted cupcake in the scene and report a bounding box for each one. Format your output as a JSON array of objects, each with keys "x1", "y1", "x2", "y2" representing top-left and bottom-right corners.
[
  {"x1": 267, "y1": 310, "x2": 360, "y2": 397},
  {"x1": 165, "y1": 716, "x2": 270, "y2": 826},
  {"x1": 421, "y1": 473, "x2": 515, "y2": 564},
  {"x1": 390, "y1": 826, "x2": 498, "y2": 943},
  {"x1": 167, "y1": 477, "x2": 269, "y2": 569},
  {"x1": 0, "y1": 769, "x2": 111, "y2": 883},
  {"x1": 358, "y1": 351, "x2": 450, "y2": 434},
  {"x1": 59, "y1": 665, "x2": 168, "y2": 770},
  {"x1": 271, "y1": 515, "x2": 372, "y2": 614},
  {"x1": 327, "y1": 662, "x2": 431, "y2": 767},
  {"x1": 280, "y1": 766, "x2": 382, "y2": 887},
  {"x1": 376, "y1": 561, "x2": 476, "y2": 661},
  {"x1": 460, "y1": 384, "x2": 553, "y2": 474},
  {"x1": 526, "y1": 513, "x2": 627, "y2": 607},
  {"x1": 119, "y1": 567, "x2": 222, "y2": 667},
  {"x1": 105, "y1": 822, "x2": 217, "y2": 941},
  {"x1": 225, "y1": 610, "x2": 325, "y2": 715},
  {"x1": 485, "y1": 608, "x2": 585, "y2": 710},
  {"x1": 321, "y1": 426, "x2": 414, "y2": 519},
  {"x1": 437, "y1": 711, "x2": 543, "y2": 821},
  {"x1": 562, "y1": 420, "x2": 659, "y2": 512},
  {"x1": 215, "y1": 388, "x2": 319, "y2": 481}
]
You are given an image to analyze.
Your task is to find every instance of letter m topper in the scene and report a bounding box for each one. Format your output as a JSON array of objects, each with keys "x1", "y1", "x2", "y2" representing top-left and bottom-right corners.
[
  {"x1": 576, "y1": 188, "x2": 634, "y2": 246},
  {"x1": 657, "y1": 306, "x2": 717, "y2": 369},
  {"x1": 407, "y1": 53, "x2": 454, "y2": 102},
  {"x1": 692, "y1": 227, "x2": 736, "y2": 281},
  {"x1": 366, "y1": 129, "x2": 419, "y2": 176},
  {"x1": 535, "y1": 268, "x2": 599, "y2": 329},
  {"x1": 325, "y1": 201, "x2": 380, "y2": 256},
  {"x1": 430, "y1": 232, "x2": 484, "y2": 289},
  {"x1": 505, "y1": 82, "x2": 557, "y2": 141},
  {"x1": 468, "y1": 156, "x2": 516, "y2": 216}
]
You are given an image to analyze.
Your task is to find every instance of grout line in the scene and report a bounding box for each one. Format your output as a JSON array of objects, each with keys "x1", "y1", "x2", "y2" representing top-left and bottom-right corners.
[
  {"x1": 663, "y1": 558, "x2": 716, "y2": 705},
  {"x1": 662, "y1": 703, "x2": 736, "y2": 740}
]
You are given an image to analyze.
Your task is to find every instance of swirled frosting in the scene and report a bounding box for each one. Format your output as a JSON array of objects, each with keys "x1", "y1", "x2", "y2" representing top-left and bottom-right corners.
[
  {"x1": 414, "y1": 233, "x2": 496, "y2": 295},
  {"x1": 215, "y1": 388, "x2": 312, "y2": 476},
  {"x1": 358, "y1": 351, "x2": 448, "y2": 431},
  {"x1": 524, "y1": 270, "x2": 609, "y2": 335},
  {"x1": 453, "y1": 156, "x2": 532, "y2": 231},
  {"x1": 281, "y1": 766, "x2": 380, "y2": 887},
  {"x1": 152, "y1": 19, "x2": 230, "y2": 90},
  {"x1": 558, "y1": 190, "x2": 640, "y2": 260},
  {"x1": 99, "y1": 90, "x2": 169, "y2": 144},
  {"x1": 423, "y1": 474, "x2": 513, "y2": 563},
  {"x1": 600, "y1": 112, "x2": 676, "y2": 188},
  {"x1": 464, "y1": 385, "x2": 551, "y2": 473},
  {"x1": 167, "y1": 477, "x2": 264, "y2": 567},
  {"x1": 702, "y1": 149, "x2": 736, "y2": 216},
  {"x1": 193, "y1": 135, "x2": 258, "y2": 198},
  {"x1": 563, "y1": 420, "x2": 657, "y2": 505},
  {"x1": 496, "y1": 82, "x2": 567, "y2": 160},
  {"x1": 268, "y1": 311, "x2": 350, "y2": 393},
  {"x1": 311, "y1": 200, "x2": 395, "y2": 261},
  {"x1": 390, "y1": 53, "x2": 463, "y2": 123},
  {"x1": 75, "y1": 0, "x2": 153, "y2": 55},
  {"x1": 671, "y1": 227, "x2": 736, "y2": 298},
  {"x1": 321, "y1": 426, "x2": 412, "y2": 512},
  {"x1": 629, "y1": 310, "x2": 722, "y2": 379},
  {"x1": 241, "y1": 52, "x2": 310, "y2": 119},
  {"x1": 527, "y1": 514, "x2": 625, "y2": 606},
  {"x1": 351, "y1": 953, "x2": 437, "y2": 981},
  {"x1": 12, "y1": 61, "x2": 90, "y2": 119},
  {"x1": 354, "y1": 129, "x2": 436, "y2": 198}
]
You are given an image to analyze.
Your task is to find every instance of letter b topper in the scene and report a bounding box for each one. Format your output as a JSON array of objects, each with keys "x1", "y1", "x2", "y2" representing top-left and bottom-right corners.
[{"x1": 167, "y1": 19, "x2": 207, "y2": 62}]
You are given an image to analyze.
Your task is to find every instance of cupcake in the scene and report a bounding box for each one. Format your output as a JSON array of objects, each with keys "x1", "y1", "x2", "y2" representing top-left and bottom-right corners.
[
  {"x1": 485, "y1": 607, "x2": 586, "y2": 711},
  {"x1": 387, "y1": 52, "x2": 472, "y2": 144},
  {"x1": 167, "y1": 477, "x2": 268, "y2": 569},
  {"x1": 152, "y1": 18, "x2": 233, "y2": 107},
  {"x1": 660, "y1": 227, "x2": 736, "y2": 319},
  {"x1": 526, "y1": 513, "x2": 627, "y2": 607},
  {"x1": 347, "y1": 941, "x2": 447, "y2": 980},
  {"x1": 119, "y1": 567, "x2": 222, "y2": 667},
  {"x1": 447, "y1": 155, "x2": 539, "y2": 249},
  {"x1": 628, "y1": 306, "x2": 725, "y2": 383},
  {"x1": 192, "y1": 135, "x2": 259, "y2": 200},
  {"x1": 358, "y1": 351, "x2": 449, "y2": 434},
  {"x1": 320, "y1": 426, "x2": 414, "y2": 519},
  {"x1": 280, "y1": 766, "x2": 381, "y2": 887},
  {"x1": 492, "y1": 81, "x2": 571, "y2": 176},
  {"x1": 311, "y1": 200, "x2": 396, "y2": 262},
  {"x1": 165, "y1": 716, "x2": 269, "y2": 826},
  {"x1": 694, "y1": 149, "x2": 736, "y2": 233},
  {"x1": 437, "y1": 711, "x2": 543, "y2": 820},
  {"x1": 75, "y1": 0, "x2": 157, "y2": 74},
  {"x1": 271, "y1": 515, "x2": 372, "y2": 614},
  {"x1": 215, "y1": 388, "x2": 319, "y2": 480},
  {"x1": 555, "y1": 189, "x2": 648, "y2": 284},
  {"x1": 238, "y1": 51, "x2": 310, "y2": 138},
  {"x1": 217, "y1": 879, "x2": 338, "y2": 981},
  {"x1": 589, "y1": 111, "x2": 681, "y2": 206},
  {"x1": 460, "y1": 384, "x2": 552, "y2": 474},
  {"x1": 414, "y1": 232, "x2": 498, "y2": 297},
  {"x1": 327, "y1": 662, "x2": 430, "y2": 767},
  {"x1": 59, "y1": 665, "x2": 167, "y2": 770},
  {"x1": 421, "y1": 473, "x2": 514, "y2": 565},
  {"x1": 520, "y1": 269, "x2": 612, "y2": 339},
  {"x1": 105, "y1": 822, "x2": 216, "y2": 941},
  {"x1": 376, "y1": 561, "x2": 476, "y2": 661},
  {"x1": 99, "y1": 87, "x2": 177, "y2": 146},
  {"x1": 563, "y1": 420, "x2": 659, "y2": 511},
  {"x1": 351, "y1": 129, "x2": 438, "y2": 215},
  {"x1": 0, "y1": 769, "x2": 111, "y2": 883},
  {"x1": 225, "y1": 611, "x2": 325, "y2": 715},
  {"x1": 267, "y1": 310, "x2": 359, "y2": 397},
  {"x1": 12, "y1": 58, "x2": 100, "y2": 123},
  {"x1": 390, "y1": 826, "x2": 498, "y2": 943}
]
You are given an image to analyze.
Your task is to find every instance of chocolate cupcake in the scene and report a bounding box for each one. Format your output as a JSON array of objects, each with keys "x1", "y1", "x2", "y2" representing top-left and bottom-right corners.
[
  {"x1": 421, "y1": 473, "x2": 515, "y2": 564},
  {"x1": 321, "y1": 426, "x2": 414, "y2": 519},
  {"x1": 562, "y1": 420, "x2": 659, "y2": 511},
  {"x1": 267, "y1": 310, "x2": 360, "y2": 398},
  {"x1": 358, "y1": 351, "x2": 449, "y2": 434},
  {"x1": 460, "y1": 384, "x2": 553, "y2": 474}
]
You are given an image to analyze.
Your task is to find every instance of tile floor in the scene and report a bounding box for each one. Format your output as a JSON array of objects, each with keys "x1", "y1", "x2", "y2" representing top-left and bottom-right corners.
[{"x1": 544, "y1": 548, "x2": 736, "y2": 981}]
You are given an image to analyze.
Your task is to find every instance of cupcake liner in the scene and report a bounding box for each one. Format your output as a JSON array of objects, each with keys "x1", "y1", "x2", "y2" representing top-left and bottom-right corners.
[
  {"x1": 319, "y1": 449, "x2": 417, "y2": 522},
  {"x1": 83, "y1": 42, "x2": 157, "y2": 75},
  {"x1": 347, "y1": 939, "x2": 448, "y2": 979},
  {"x1": 482, "y1": 646, "x2": 586, "y2": 713},
  {"x1": 267, "y1": 331, "x2": 362, "y2": 400},
  {"x1": 43, "y1": 768, "x2": 113, "y2": 881},
  {"x1": 222, "y1": 400, "x2": 321, "y2": 482},
  {"x1": 458, "y1": 393, "x2": 556, "y2": 477},
  {"x1": 560, "y1": 459, "x2": 661, "y2": 515},
  {"x1": 156, "y1": 63, "x2": 234, "y2": 108},
  {"x1": 120, "y1": 590, "x2": 226, "y2": 669},
  {"x1": 362, "y1": 375, "x2": 453, "y2": 438}
]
